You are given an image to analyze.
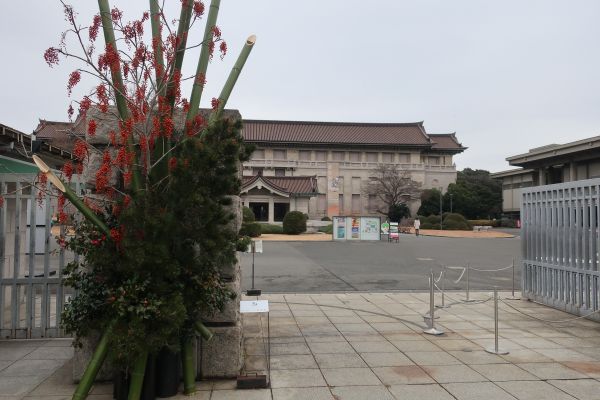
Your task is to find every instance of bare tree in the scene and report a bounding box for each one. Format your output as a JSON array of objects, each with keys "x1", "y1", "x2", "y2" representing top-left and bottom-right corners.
[{"x1": 364, "y1": 164, "x2": 422, "y2": 215}]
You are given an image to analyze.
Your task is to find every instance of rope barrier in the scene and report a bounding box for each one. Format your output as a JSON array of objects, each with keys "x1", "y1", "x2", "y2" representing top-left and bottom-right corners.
[
  {"x1": 469, "y1": 264, "x2": 514, "y2": 272},
  {"x1": 499, "y1": 298, "x2": 600, "y2": 324}
]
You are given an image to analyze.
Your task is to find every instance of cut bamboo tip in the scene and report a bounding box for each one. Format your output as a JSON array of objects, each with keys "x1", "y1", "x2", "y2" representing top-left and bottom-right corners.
[
  {"x1": 32, "y1": 155, "x2": 66, "y2": 193},
  {"x1": 246, "y1": 35, "x2": 256, "y2": 45}
]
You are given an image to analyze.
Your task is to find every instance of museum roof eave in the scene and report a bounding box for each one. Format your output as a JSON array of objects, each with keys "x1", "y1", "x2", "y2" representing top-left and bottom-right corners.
[
  {"x1": 507, "y1": 135, "x2": 600, "y2": 166},
  {"x1": 490, "y1": 168, "x2": 535, "y2": 179}
]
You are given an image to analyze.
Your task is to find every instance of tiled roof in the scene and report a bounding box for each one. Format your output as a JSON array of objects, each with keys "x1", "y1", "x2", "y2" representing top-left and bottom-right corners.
[
  {"x1": 242, "y1": 175, "x2": 318, "y2": 196},
  {"x1": 429, "y1": 133, "x2": 466, "y2": 150},
  {"x1": 242, "y1": 120, "x2": 432, "y2": 147},
  {"x1": 34, "y1": 120, "x2": 80, "y2": 152}
]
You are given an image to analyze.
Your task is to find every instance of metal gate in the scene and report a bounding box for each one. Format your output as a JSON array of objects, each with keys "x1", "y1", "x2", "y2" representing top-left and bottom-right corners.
[
  {"x1": 521, "y1": 179, "x2": 600, "y2": 321},
  {"x1": 0, "y1": 173, "x2": 79, "y2": 339}
]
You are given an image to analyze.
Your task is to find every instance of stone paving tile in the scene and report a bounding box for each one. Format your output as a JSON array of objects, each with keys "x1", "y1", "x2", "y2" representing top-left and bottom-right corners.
[
  {"x1": 382, "y1": 332, "x2": 425, "y2": 341},
  {"x1": 448, "y1": 350, "x2": 508, "y2": 365},
  {"x1": 270, "y1": 343, "x2": 311, "y2": 356},
  {"x1": 270, "y1": 368, "x2": 327, "y2": 388},
  {"x1": 0, "y1": 375, "x2": 46, "y2": 396},
  {"x1": 370, "y1": 323, "x2": 414, "y2": 333},
  {"x1": 443, "y1": 382, "x2": 517, "y2": 400},
  {"x1": 0, "y1": 346, "x2": 37, "y2": 361},
  {"x1": 0, "y1": 361, "x2": 12, "y2": 372},
  {"x1": 471, "y1": 338, "x2": 523, "y2": 350},
  {"x1": 303, "y1": 334, "x2": 346, "y2": 343},
  {"x1": 404, "y1": 351, "x2": 461, "y2": 366},
  {"x1": 330, "y1": 385, "x2": 395, "y2": 400},
  {"x1": 334, "y1": 323, "x2": 378, "y2": 334},
  {"x1": 0, "y1": 359, "x2": 65, "y2": 378},
  {"x1": 547, "y1": 378, "x2": 600, "y2": 400},
  {"x1": 561, "y1": 361, "x2": 600, "y2": 378},
  {"x1": 469, "y1": 363, "x2": 538, "y2": 381},
  {"x1": 344, "y1": 334, "x2": 387, "y2": 343},
  {"x1": 350, "y1": 341, "x2": 398, "y2": 353},
  {"x1": 510, "y1": 337, "x2": 565, "y2": 349},
  {"x1": 495, "y1": 380, "x2": 576, "y2": 400},
  {"x1": 533, "y1": 347, "x2": 598, "y2": 362},
  {"x1": 388, "y1": 383, "x2": 455, "y2": 399},
  {"x1": 27, "y1": 360, "x2": 75, "y2": 396},
  {"x1": 433, "y1": 339, "x2": 479, "y2": 351},
  {"x1": 422, "y1": 365, "x2": 487, "y2": 384},
  {"x1": 390, "y1": 340, "x2": 441, "y2": 352},
  {"x1": 23, "y1": 347, "x2": 73, "y2": 360},
  {"x1": 211, "y1": 389, "x2": 271, "y2": 400},
  {"x1": 372, "y1": 366, "x2": 435, "y2": 385},
  {"x1": 314, "y1": 353, "x2": 367, "y2": 368},
  {"x1": 499, "y1": 349, "x2": 552, "y2": 363},
  {"x1": 516, "y1": 362, "x2": 588, "y2": 380},
  {"x1": 321, "y1": 367, "x2": 381, "y2": 387},
  {"x1": 360, "y1": 352, "x2": 414, "y2": 367},
  {"x1": 307, "y1": 341, "x2": 355, "y2": 354},
  {"x1": 272, "y1": 387, "x2": 334, "y2": 400},
  {"x1": 270, "y1": 355, "x2": 318, "y2": 370}
]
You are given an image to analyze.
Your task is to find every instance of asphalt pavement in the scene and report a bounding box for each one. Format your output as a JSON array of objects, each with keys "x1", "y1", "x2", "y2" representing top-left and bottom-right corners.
[{"x1": 240, "y1": 233, "x2": 521, "y2": 293}]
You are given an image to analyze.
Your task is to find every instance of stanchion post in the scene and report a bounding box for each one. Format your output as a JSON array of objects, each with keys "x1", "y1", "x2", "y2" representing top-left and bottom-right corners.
[
  {"x1": 423, "y1": 272, "x2": 444, "y2": 336},
  {"x1": 246, "y1": 240, "x2": 261, "y2": 296},
  {"x1": 505, "y1": 257, "x2": 521, "y2": 300},
  {"x1": 486, "y1": 287, "x2": 508, "y2": 355},
  {"x1": 464, "y1": 262, "x2": 476, "y2": 302},
  {"x1": 436, "y1": 266, "x2": 449, "y2": 309}
]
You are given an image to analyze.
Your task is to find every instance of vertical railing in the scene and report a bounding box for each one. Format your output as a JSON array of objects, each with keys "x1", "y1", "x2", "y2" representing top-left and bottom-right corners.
[{"x1": 521, "y1": 179, "x2": 600, "y2": 321}]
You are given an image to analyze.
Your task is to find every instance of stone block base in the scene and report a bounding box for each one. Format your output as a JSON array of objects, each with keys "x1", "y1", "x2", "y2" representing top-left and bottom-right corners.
[
  {"x1": 198, "y1": 323, "x2": 243, "y2": 379},
  {"x1": 73, "y1": 333, "x2": 115, "y2": 383}
]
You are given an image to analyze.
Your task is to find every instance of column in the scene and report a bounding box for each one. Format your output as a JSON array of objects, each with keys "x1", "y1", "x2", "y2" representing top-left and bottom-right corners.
[
  {"x1": 268, "y1": 197, "x2": 274, "y2": 223},
  {"x1": 570, "y1": 162, "x2": 577, "y2": 182},
  {"x1": 538, "y1": 168, "x2": 546, "y2": 185}
]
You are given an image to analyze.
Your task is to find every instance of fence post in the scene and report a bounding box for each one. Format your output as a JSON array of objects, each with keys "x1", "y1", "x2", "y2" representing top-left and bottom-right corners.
[
  {"x1": 485, "y1": 287, "x2": 508, "y2": 355},
  {"x1": 423, "y1": 271, "x2": 444, "y2": 336},
  {"x1": 505, "y1": 257, "x2": 521, "y2": 300},
  {"x1": 436, "y1": 266, "x2": 449, "y2": 308}
]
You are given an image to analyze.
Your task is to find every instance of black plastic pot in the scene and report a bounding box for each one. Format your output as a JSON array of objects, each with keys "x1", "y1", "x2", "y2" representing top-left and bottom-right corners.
[
  {"x1": 155, "y1": 347, "x2": 180, "y2": 398},
  {"x1": 113, "y1": 355, "x2": 156, "y2": 400}
]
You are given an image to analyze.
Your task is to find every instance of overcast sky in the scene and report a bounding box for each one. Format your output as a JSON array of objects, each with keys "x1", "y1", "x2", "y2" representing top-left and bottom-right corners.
[{"x1": 1, "y1": 1, "x2": 599, "y2": 172}]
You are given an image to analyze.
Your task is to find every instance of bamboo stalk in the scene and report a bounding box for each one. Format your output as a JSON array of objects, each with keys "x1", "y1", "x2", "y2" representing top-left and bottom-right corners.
[
  {"x1": 181, "y1": 338, "x2": 196, "y2": 395},
  {"x1": 186, "y1": 0, "x2": 221, "y2": 126},
  {"x1": 210, "y1": 35, "x2": 256, "y2": 122},
  {"x1": 127, "y1": 351, "x2": 149, "y2": 400},
  {"x1": 72, "y1": 321, "x2": 116, "y2": 400},
  {"x1": 195, "y1": 321, "x2": 213, "y2": 341},
  {"x1": 97, "y1": 0, "x2": 141, "y2": 192},
  {"x1": 32, "y1": 156, "x2": 110, "y2": 236}
]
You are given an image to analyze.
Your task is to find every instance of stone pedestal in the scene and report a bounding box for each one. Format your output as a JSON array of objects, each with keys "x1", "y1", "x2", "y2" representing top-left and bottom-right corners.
[
  {"x1": 73, "y1": 332, "x2": 115, "y2": 383},
  {"x1": 198, "y1": 322, "x2": 243, "y2": 378}
]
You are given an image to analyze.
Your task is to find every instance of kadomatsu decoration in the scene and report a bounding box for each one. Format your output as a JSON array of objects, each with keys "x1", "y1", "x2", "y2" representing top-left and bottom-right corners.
[{"x1": 37, "y1": 1, "x2": 255, "y2": 399}]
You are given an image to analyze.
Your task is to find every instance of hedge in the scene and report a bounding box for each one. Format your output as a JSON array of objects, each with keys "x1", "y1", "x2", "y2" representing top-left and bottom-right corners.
[
  {"x1": 260, "y1": 224, "x2": 283, "y2": 234},
  {"x1": 283, "y1": 211, "x2": 307, "y2": 235}
]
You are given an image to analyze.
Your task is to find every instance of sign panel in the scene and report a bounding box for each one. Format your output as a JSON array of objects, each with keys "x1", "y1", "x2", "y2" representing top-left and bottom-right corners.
[
  {"x1": 360, "y1": 217, "x2": 380, "y2": 241},
  {"x1": 240, "y1": 300, "x2": 269, "y2": 313},
  {"x1": 333, "y1": 216, "x2": 346, "y2": 240},
  {"x1": 346, "y1": 217, "x2": 361, "y2": 240},
  {"x1": 389, "y1": 222, "x2": 399, "y2": 240},
  {"x1": 381, "y1": 221, "x2": 390, "y2": 235}
]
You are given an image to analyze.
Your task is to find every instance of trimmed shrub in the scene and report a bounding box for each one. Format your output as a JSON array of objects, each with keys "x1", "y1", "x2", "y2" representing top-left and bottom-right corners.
[
  {"x1": 283, "y1": 211, "x2": 307, "y2": 235},
  {"x1": 239, "y1": 222, "x2": 261, "y2": 237},
  {"x1": 242, "y1": 206, "x2": 255, "y2": 222},
  {"x1": 260, "y1": 224, "x2": 283, "y2": 234},
  {"x1": 421, "y1": 222, "x2": 440, "y2": 230},
  {"x1": 321, "y1": 216, "x2": 332, "y2": 221},
  {"x1": 318, "y1": 224, "x2": 333, "y2": 234},
  {"x1": 498, "y1": 218, "x2": 518, "y2": 228}
]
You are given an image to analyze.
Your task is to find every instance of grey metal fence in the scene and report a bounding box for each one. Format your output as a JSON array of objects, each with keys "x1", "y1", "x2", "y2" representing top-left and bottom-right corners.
[
  {"x1": 0, "y1": 173, "x2": 79, "y2": 339},
  {"x1": 521, "y1": 179, "x2": 600, "y2": 321}
]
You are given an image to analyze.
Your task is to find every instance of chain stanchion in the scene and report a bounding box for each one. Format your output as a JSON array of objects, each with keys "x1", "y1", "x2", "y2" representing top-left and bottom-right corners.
[
  {"x1": 436, "y1": 266, "x2": 449, "y2": 309},
  {"x1": 423, "y1": 271, "x2": 444, "y2": 336},
  {"x1": 485, "y1": 287, "x2": 508, "y2": 355},
  {"x1": 463, "y1": 262, "x2": 476, "y2": 302},
  {"x1": 504, "y1": 258, "x2": 521, "y2": 300}
]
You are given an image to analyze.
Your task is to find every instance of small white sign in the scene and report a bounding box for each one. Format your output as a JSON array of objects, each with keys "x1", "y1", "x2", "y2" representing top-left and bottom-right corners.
[
  {"x1": 254, "y1": 240, "x2": 263, "y2": 254},
  {"x1": 240, "y1": 300, "x2": 269, "y2": 313}
]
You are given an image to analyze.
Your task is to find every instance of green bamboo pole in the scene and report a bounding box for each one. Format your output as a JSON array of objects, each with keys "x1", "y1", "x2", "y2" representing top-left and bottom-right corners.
[
  {"x1": 72, "y1": 321, "x2": 116, "y2": 400},
  {"x1": 32, "y1": 156, "x2": 110, "y2": 236},
  {"x1": 195, "y1": 321, "x2": 213, "y2": 341},
  {"x1": 209, "y1": 35, "x2": 256, "y2": 123},
  {"x1": 185, "y1": 0, "x2": 221, "y2": 126},
  {"x1": 97, "y1": 0, "x2": 142, "y2": 192},
  {"x1": 127, "y1": 351, "x2": 149, "y2": 400},
  {"x1": 181, "y1": 339, "x2": 196, "y2": 395}
]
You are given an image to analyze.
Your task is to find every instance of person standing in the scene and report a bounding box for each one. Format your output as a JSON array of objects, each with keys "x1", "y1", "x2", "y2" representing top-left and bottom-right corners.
[{"x1": 414, "y1": 218, "x2": 421, "y2": 237}]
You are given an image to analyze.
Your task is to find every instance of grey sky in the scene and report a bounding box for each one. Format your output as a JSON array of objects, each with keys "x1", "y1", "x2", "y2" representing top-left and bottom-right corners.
[{"x1": 1, "y1": 1, "x2": 599, "y2": 172}]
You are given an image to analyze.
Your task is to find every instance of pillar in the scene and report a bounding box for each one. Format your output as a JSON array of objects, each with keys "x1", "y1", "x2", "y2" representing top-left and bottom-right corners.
[
  {"x1": 570, "y1": 162, "x2": 577, "y2": 182},
  {"x1": 268, "y1": 197, "x2": 274, "y2": 223},
  {"x1": 538, "y1": 168, "x2": 546, "y2": 185}
]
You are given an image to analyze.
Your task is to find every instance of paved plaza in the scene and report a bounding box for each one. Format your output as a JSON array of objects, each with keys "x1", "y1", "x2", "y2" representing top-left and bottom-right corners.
[
  {"x1": 240, "y1": 235, "x2": 521, "y2": 292},
  {"x1": 2, "y1": 291, "x2": 600, "y2": 399}
]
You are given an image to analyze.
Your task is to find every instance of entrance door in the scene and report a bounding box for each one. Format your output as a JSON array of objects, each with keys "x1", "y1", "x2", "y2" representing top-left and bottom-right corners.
[
  {"x1": 250, "y1": 202, "x2": 269, "y2": 222},
  {"x1": 274, "y1": 203, "x2": 290, "y2": 222}
]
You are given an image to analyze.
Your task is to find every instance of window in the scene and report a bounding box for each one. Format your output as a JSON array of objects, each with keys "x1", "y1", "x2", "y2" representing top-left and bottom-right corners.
[
  {"x1": 338, "y1": 194, "x2": 344, "y2": 213},
  {"x1": 252, "y1": 149, "x2": 265, "y2": 159},
  {"x1": 351, "y1": 177, "x2": 361, "y2": 194},
  {"x1": 332, "y1": 151, "x2": 345, "y2": 161},
  {"x1": 428, "y1": 156, "x2": 440, "y2": 165},
  {"x1": 275, "y1": 168, "x2": 285, "y2": 177},
  {"x1": 366, "y1": 152, "x2": 378, "y2": 162},
  {"x1": 368, "y1": 194, "x2": 377, "y2": 211},
  {"x1": 299, "y1": 150, "x2": 311, "y2": 161},
  {"x1": 252, "y1": 167, "x2": 264, "y2": 176},
  {"x1": 351, "y1": 194, "x2": 361, "y2": 213},
  {"x1": 273, "y1": 149, "x2": 287, "y2": 160},
  {"x1": 315, "y1": 151, "x2": 327, "y2": 161},
  {"x1": 317, "y1": 194, "x2": 326, "y2": 212},
  {"x1": 382, "y1": 153, "x2": 393, "y2": 163},
  {"x1": 349, "y1": 152, "x2": 361, "y2": 162},
  {"x1": 398, "y1": 153, "x2": 410, "y2": 163}
]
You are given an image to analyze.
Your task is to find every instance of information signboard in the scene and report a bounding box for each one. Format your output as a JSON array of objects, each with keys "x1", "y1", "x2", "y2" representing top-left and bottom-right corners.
[
  {"x1": 360, "y1": 217, "x2": 380, "y2": 241},
  {"x1": 333, "y1": 216, "x2": 346, "y2": 240},
  {"x1": 389, "y1": 222, "x2": 399, "y2": 240}
]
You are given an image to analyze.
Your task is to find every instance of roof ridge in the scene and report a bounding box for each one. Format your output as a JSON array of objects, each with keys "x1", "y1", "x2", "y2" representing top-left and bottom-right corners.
[{"x1": 243, "y1": 119, "x2": 424, "y2": 127}]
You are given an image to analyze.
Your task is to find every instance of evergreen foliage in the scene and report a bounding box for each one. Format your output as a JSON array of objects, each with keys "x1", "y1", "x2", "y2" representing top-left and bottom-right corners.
[{"x1": 282, "y1": 211, "x2": 307, "y2": 234}]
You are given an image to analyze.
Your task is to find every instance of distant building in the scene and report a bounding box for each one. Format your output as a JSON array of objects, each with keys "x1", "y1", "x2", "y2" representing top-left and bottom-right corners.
[
  {"x1": 492, "y1": 135, "x2": 600, "y2": 217},
  {"x1": 241, "y1": 120, "x2": 466, "y2": 222}
]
